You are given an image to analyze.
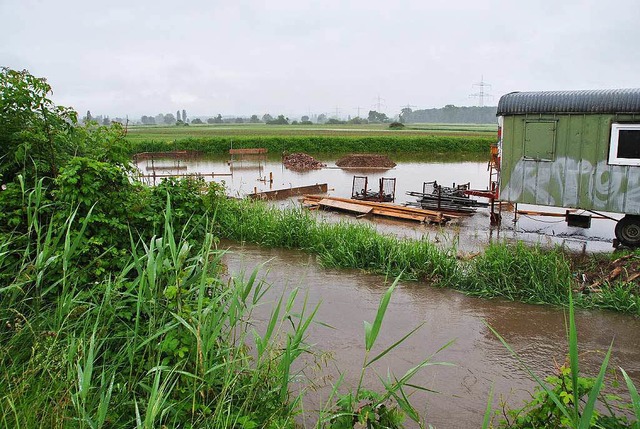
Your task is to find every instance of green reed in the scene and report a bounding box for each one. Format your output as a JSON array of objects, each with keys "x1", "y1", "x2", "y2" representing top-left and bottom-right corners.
[
  {"x1": 211, "y1": 197, "x2": 457, "y2": 282},
  {"x1": 458, "y1": 241, "x2": 573, "y2": 305},
  {"x1": 1, "y1": 180, "x2": 454, "y2": 428},
  {"x1": 484, "y1": 291, "x2": 639, "y2": 428},
  {"x1": 0, "y1": 193, "x2": 315, "y2": 428}
]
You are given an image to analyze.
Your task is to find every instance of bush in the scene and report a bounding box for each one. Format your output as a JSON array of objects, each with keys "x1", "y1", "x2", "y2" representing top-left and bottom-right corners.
[{"x1": 0, "y1": 68, "x2": 129, "y2": 186}]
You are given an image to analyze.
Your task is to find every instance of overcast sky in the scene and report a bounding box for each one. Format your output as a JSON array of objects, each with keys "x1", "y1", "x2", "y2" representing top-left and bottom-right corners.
[{"x1": 1, "y1": 0, "x2": 639, "y2": 119}]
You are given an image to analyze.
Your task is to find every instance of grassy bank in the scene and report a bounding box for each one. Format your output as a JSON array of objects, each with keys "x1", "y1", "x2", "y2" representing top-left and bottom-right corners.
[
  {"x1": 212, "y1": 197, "x2": 458, "y2": 283},
  {"x1": 209, "y1": 195, "x2": 640, "y2": 316},
  {"x1": 0, "y1": 196, "x2": 307, "y2": 427},
  {"x1": 0, "y1": 177, "x2": 452, "y2": 428},
  {"x1": 127, "y1": 134, "x2": 495, "y2": 156}
]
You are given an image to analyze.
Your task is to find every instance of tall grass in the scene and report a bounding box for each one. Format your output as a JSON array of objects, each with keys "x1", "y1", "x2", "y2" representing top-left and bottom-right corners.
[
  {"x1": 320, "y1": 279, "x2": 454, "y2": 428},
  {"x1": 312, "y1": 221, "x2": 456, "y2": 282},
  {"x1": 485, "y1": 292, "x2": 639, "y2": 428},
  {"x1": 0, "y1": 191, "x2": 317, "y2": 428},
  {"x1": 211, "y1": 197, "x2": 458, "y2": 282},
  {"x1": 1, "y1": 181, "x2": 456, "y2": 428},
  {"x1": 2, "y1": 176, "x2": 639, "y2": 427},
  {"x1": 458, "y1": 241, "x2": 573, "y2": 305}
]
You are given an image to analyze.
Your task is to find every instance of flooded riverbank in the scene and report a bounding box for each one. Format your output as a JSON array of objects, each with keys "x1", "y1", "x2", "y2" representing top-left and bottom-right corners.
[
  {"x1": 135, "y1": 153, "x2": 620, "y2": 253},
  {"x1": 221, "y1": 241, "x2": 640, "y2": 428}
]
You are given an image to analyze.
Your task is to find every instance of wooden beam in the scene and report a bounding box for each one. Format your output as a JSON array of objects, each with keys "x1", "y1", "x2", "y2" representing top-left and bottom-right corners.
[
  {"x1": 318, "y1": 198, "x2": 373, "y2": 215},
  {"x1": 301, "y1": 194, "x2": 453, "y2": 224},
  {"x1": 249, "y1": 184, "x2": 328, "y2": 200},
  {"x1": 303, "y1": 194, "x2": 458, "y2": 220}
]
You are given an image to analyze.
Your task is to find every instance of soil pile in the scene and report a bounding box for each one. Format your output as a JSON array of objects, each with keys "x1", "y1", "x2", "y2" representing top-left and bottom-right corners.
[
  {"x1": 283, "y1": 153, "x2": 326, "y2": 171},
  {"x1": 335, "y1": 154, "x2": 397, "y2": 168}
]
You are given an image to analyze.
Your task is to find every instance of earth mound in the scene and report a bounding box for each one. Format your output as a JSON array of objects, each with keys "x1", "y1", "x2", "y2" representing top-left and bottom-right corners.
[
  {"x1": 283, "y1": 153, "x2": 326, "y2": 171},
  {"x1": 335, "y1": 154, "x2": 397, "y2": 168}
]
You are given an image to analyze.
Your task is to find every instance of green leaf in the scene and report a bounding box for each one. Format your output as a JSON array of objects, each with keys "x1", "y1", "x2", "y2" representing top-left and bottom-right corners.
[
  {"x1": 579, "y1": 341, "x2": 613, "y2": 429},
  {"x1": 482, "y1": 384, "x2": 494, "y2": 429},
  {"x1": 620, "y1": 368, "x2": 640, "y2": 426},
  {"x1": 365, "y1": 277, "x2": 399, "y2": 351},
  {"x1": 568, "y1": 291, "x2": 580, "y2": 425},
  {"x1": 366, "y1": 323, "x2": 424, "y2": 368}
]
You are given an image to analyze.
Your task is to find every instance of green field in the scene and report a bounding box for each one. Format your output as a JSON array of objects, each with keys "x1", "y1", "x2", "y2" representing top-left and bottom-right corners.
[
  {"x1": 125, "y1": 122, "x2": 498, "y2": 142},
  {"x1": 126, "y1": 123, "x2": 498, "y2": 155}
]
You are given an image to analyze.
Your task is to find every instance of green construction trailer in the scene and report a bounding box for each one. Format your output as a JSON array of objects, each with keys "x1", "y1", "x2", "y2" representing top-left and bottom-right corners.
[{"x1": 496, "y1": 89, "x2": 640, "y2": 247}]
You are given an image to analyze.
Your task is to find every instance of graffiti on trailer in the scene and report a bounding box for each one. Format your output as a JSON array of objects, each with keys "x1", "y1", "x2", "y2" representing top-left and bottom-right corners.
[{"x1": 502, "y1": 157, "x2": 640, "y2": 214}]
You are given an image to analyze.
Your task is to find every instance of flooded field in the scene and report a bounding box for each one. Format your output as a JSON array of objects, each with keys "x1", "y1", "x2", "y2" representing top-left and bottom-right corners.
[
  {"x1": 135, "y1": 153, "x2": 620, "y2": 253},
  {"x1": 222, "y1": 242, "x2": 640, "y2": 428}
]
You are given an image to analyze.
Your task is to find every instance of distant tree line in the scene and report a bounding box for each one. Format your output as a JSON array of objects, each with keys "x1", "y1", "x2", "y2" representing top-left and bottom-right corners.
[
  {"x1": 135, "y1": 112, "x2": 364, "y2": 126},
  {"x1": 400, "y1": 105, "x2": 497, "y2": 124},
  {"x1": 82, "y1": 110, "x2": 126, "y2": 125},
  {"x1": 139, "y1": 109, "x2": 191, "y2": 125},
  {"x1": 87, "y1": 105, "x2": 497, "y2": 127},
  {"x1": 139, "y1": 113, "x2": 176, "y2": 125}
]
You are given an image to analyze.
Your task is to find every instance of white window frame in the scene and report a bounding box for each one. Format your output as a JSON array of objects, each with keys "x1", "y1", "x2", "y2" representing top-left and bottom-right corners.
[{"x1": 608, "y1": 123, "x2": 640, "y2": 166}]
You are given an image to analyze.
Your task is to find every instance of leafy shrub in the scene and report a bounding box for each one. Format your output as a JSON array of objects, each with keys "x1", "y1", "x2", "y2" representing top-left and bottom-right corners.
[
  {"x1": 0, "y1": 68, "x2": 129, "y2": 186},
  {"x1": 497, "y1": 365, "x2": 632, "y2": 428},
  {"x1": 53, "y1": 158, "x2": 145, "y2": 276}
]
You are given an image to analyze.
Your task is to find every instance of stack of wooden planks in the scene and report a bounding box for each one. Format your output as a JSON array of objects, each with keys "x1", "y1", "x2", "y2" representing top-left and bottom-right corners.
[{"x1": 301, "y1": 195, "x2": 457, "y2": 225}]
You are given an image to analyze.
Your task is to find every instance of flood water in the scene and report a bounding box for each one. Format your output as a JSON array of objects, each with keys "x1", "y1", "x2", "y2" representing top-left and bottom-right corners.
[
  {"x1": 135, "y1": 153, "x2": 639, "y2": 426},
  {"x1": 221, "y1": 242, "x2": 640, "y2": 428},
  {"x1": 135, "y1": 153, "x2": 620, "y2": 253}
]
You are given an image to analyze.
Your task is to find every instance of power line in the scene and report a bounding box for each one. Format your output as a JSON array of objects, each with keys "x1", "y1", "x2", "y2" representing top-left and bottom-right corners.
[
  {"x1": 469, "y1": 76, "x2": 493, "y2": 107},
  {"x1": 372, "y1": 95, "x2": 386, "y2": 112}
]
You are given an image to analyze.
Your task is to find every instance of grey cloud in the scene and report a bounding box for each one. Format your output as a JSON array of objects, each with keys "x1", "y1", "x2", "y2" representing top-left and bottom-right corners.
[{"x1": 2, "y1": 0, "x2": 638, "y2": 118}]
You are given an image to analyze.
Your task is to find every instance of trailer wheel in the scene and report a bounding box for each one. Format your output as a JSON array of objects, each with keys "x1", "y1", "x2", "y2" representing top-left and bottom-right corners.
[{"x1": 615, "y1": 215, "x2": 640, "y2": 247}]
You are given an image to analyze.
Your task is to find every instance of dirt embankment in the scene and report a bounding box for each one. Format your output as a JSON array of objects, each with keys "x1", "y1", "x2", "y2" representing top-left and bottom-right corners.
[
  {"x1": 283, "y1": 153, "x2": 326, "y2": 171},
  {"x1": 335, "y1": 154, "x2": 397, "y2": 168},
  {"x1": 576, "y1": 253, "x2": 640, "y2": 294}
]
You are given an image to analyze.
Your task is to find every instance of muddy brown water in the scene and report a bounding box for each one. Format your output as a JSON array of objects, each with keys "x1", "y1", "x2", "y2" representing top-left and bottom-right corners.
[
  {"x1": 136, "y1": 153, "x2": 621, "y2": 252},
  {"x1": 136, "y1": 154, "x2": 639, "y2": 425},
  {"x1": 221, "y1": 242, "x2": 640, "y2": 428}
]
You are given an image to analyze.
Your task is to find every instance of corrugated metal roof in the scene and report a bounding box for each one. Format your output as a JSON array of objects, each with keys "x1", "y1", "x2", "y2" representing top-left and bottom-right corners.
[{"x1": 497, "y1": 89, "x2": 640, "y2": 115}]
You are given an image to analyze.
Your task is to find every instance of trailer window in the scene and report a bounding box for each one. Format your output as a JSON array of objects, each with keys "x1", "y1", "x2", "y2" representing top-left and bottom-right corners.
[
  {"x1": 523, "y1": 120, "x2": 556, "y2": 161},
  {"x1": 609, "y1": 123, "x2": 640, "y2": 166}
]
